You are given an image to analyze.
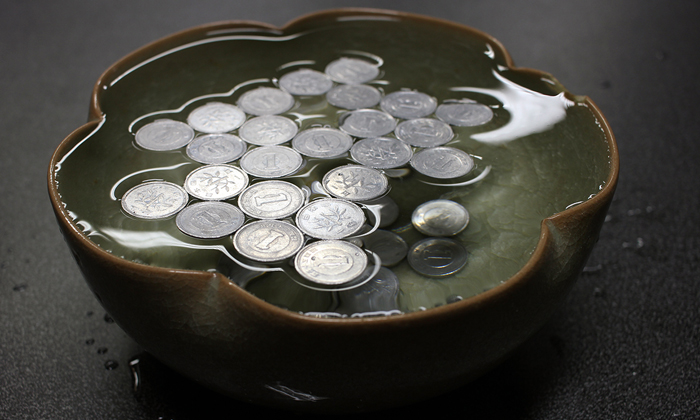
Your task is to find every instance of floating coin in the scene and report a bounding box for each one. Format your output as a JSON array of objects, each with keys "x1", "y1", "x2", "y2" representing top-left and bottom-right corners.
[
  {"x1": 410, "y1": 147, "x2": 474, "y2": 179},
  {"x1": 322, "y1": 165, "x2": 389, "y2": 201},
  {"x1": 134, "y1": 119, "x2": 194, "y2": 151},
  {"x1": 238, "y1": 87, "x2": 295, "y2": 116},
  {"x1": 184, "y1": 164, "x2": 249, "y2": 200},
  {"x1": 337, "y1": 267, "x2": 399, "y2": 313},
  {"x1": 362, "y1": 195, "x2": 399, "y2": 228},
  {"x1": 325, "y1": 57, "x2": 379, "y2": 84},
  {"x1": 380, "y1": 90, "x2": 437, "y2": 119},
  {"x1": 291, "y1": 127, "x2": 353, "y2": 158},
  {"x1": 395, "y1": 118, "x2": 454, "y2": 148},
  {"x1": 436, "y1": 102, "x2": 493, "y2": 127},
  {"x1": 121, "y1": 181, "x2": 188, "y2": 219},
  {"x1": 175, "y1": 201, "x2": 245, "y2": 239},
  {"x1": 238, "y1": 180, "x2": 305, "y2": 220},
  {"x1": 294, "y1": 240, "x2": 368, "y2": 285},
  {"x1": 187, "y1": 102, "x2": 246, "y2": 133},
  {"x1": 238, "y1": 115, "x2": 298, "y2": 146},
  {"x1": 239, "y1": 146, "x2": 304, "y2": 178},
  {"x1": 186, "y1": 133, "x2": 247, "y2": 164},
  {"x1": 362, "y1": 229, "x2": 408, "y2": 267},
  {"x1": 295, "y1": 198, "x2": 365, "y2": 239},
  {"x1": 326, "y1": 84, "x2": 381, "y2": 110},
  {"x1": 233, "y1": 220, "x2": 304, "y2": 262},
  {"x1": 350, "y1": 137, "x2": 413, "y2": 169},
  {"x1": 339, "y1": 109, "x2": 396, "y2": 138},
  {"x1": 408, "y1": 237, "x2": 468, "y2": 277},
  {"x1": 412, "y1": 199, "x2": 470, "y2": 236},
  {"x1": 279, "y1": 69, "x2": 333, "y2": 96}
]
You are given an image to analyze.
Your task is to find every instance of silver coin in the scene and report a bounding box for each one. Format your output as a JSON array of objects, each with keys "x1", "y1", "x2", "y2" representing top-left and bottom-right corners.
[
  {"x1": 238, "y1": 87, "x2": 295, "y2": 116},
  {"x1": 294, "y1": 240, "x2": 368, "y2": 285},
  {"x1": 295, "y1": 198, "x2": 365, "y2": 240},
  {"x1": 326, "y1": 84, "x2": 381, "y2": 110},
  {"x1": 187, "y1": 102, "x2": 246, "y2": 133},
  {"x1": 362, "y1": 195, "x2": 399, "y2": 228},
  {"x1": 322, "y1": 165, "x2": 389, "y2": 201},
  {"x1": 395, "y1": 118, "x2": 454, "y2": 148},
  {"x1": 350, "y1": 137, "x2": 413, "y2": 169},
  {"x1": 411, "y1": 199, "x2": 470, "y2": 237},
  {"x1": 186, "y1": 133, "x2": 247, "y2": 164},
  {"x1": 325, "y1": 58, "x2": 379, "y2": 84},
  {"x1": 435, "y1": 102, "x2": 493, "y2": 127},
  {"x1": 380, "y1": 90, "x2": 437, "y2": 119},
  {"x1": 407, "y1": 237, "x2": 468, "y2": 277},
  {"x1": 239, "y1": 146, "x2": 304, "y2": 178},
  {"x1": 291, "y1": 127, "x2": 353, "y2": 158},
  {"x1": 362, "y1": 229, "x2": 408, "y2": 267},
  {"x1": 175, "y1": 201, "x2": 245, "y2": 239},
  {"x1": 184, "y1": 164, "x2": 249, "y2": 200},
  {"x1": 410, "y1": 147, "x2": 474, "y2": 179},
  {"x1": 238, "y1": 115, "x2": 298, "y2": 146},
  {"x1": 121, "y1": 181, "x2": 188, "y2": 219},
  {"x1": 279, "y1": 69, "x2": 333, "y2": 96},
  {"x1": 134, "y1": 119, "x2": 194, "y2": 151},
  {"x1": 238, "y1": 180, "x2": 305, "y2": 220},
  {"x1": 233, "y1": 220, "x2": 304, "y2": 262},
  {"x1": 337, "y1": 266, "x2": 399, "y2": 313},
  {"x1": 339, "y1": 109, "x2": 396, "y2": 138}
]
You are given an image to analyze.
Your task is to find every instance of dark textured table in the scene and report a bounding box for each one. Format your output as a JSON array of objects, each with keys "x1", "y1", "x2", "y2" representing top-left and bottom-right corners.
[{"x1": 2, "y1": 1, "x2": 698, "y2": 418}]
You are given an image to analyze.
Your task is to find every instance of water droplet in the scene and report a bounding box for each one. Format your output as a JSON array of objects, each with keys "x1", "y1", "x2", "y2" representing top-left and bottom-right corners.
[
  {"x1": 646, "y1": 205, "x2": 654, "y2": 213},
  {"x1": 12, "y1": 284, "x2": 28, "y2": 292},
  {"x1": 85, "y1": 338, "x2": 95, "y2": 345},
  {"x1": 622, "y1": 237, "x2": 644, "y2": 249},
  {"x1": 446, "y1": 294, "x2": 463, "y2": 304},
  {"x1": 104, "y1": 360, "x2": 119, "y2": 370},
  {"x1": 97, "y1": 347, "x2": 108, "y2": 355},
  {"x1": 104, "y1": 314, "x2": 114, "y2": 323},
  {"x1": 605, "y1": 214, "x2": 614, "y2": 222},
  {"x1": 627, "y1": 208, "x2": 642, "y2": 216}
]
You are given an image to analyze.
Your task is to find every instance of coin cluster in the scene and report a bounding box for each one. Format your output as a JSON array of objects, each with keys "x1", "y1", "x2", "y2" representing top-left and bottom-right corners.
[{"x1": 122, "y1": 57, "x2": 493, "y2": 287}]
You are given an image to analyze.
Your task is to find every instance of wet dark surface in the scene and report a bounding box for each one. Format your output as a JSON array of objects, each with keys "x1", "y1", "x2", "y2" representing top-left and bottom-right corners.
[{"x1": 1, "y1": 1, "x2": 698, "y2": 418}]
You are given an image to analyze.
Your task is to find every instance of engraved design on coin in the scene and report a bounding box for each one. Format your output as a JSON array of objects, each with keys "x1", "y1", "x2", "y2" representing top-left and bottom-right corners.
[
  {"x1": 121, "y1": 181, "x2": 188, "y2": 219},
  {"x1": 411, "y1": 199, "x2": 470, "y2": 236},
  {"x1": 291, "y1": 127, "x2": 353, "y2": 158},
  {"x1": 175, "y1": 201, "x2": 245, "y2": 239},
  {"x1": 362, "y1": 229, "x2": 408, "y2": 267},
  {"x1": 294, "y1": 240, "x2": 368, "y2": 285},
  {"x1": 279, "y1": 69, "x2": 334, "y2": 96},
  {"x1": 238, "y1": 115, "x2": 298, "y2": 146},
  {"x1": 186, "y1": 102, "x2": 246, "y2": 133},
  {"x1": 380, "y1": 90, "x2": 437, "y2": 119},
  {"x1": 239, "y1": 146, "x2": 304, "y2": 178},
  {"x1": 184, "y1": 164, "x2": 249, "y2": 200},
  {"x1": 350, "y1": 137, "x2": 413, "y2": 169},
  {"x1": 238, "y1": 180, "x2": 305, "y2": 220},
  {"x1": 233, "y1": 220, "x2": 304, "y2": 262},
  {"x1": 237, "y1": 87, "x2": 295, "y2": 116},
  {"x1": 135, "y1": 119, "x2": 194, "y2": 151},
  {"x1": 186, "y1": 133, "x2": 247, "y2": 164},
  {"x1": 295, "y1": 198, "x2": 365, "y2": 239},
  {"x1": 339, "y1": 109, "x2": 396, "y2": 138},
  {"x1": 326, "y1": 84, "x2": 382, "y2": 110},
  {"x1": 395, "y1": 118, "x2": 454, "y2": 148},
  {"x1": 435, "y1": 102, "x2": 494, "y2": 127},
  {"x1": 322, "y1": 165, "x2": 389, "y2": 201},
  {"x1": 325, "y1": 57, "x2": 379, "y2": 84},
  {"x1": 407, "y1": 237, "x2": 468, "y2": 277},
  {"x1": 410, "y1": 147, "x2": 475, "y2": 179}
]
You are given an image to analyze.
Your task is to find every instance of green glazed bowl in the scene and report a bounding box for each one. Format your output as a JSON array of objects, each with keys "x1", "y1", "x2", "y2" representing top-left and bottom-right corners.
[{"x1": 48, "y1": 8, "x2": 618, "y2": 413}]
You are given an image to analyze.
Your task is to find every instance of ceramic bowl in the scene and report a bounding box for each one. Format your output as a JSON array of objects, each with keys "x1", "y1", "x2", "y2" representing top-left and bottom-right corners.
[{"x1": 48, "y1": 8, "x2": 618, "y2": 413}]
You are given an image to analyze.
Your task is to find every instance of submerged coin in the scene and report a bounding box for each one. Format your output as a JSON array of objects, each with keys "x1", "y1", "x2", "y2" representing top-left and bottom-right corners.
[
  {"x1": 186, "y1": 133, "x2": 247, "y2": 164},
  {"x1": 410, "y1": 147, "x2": 474, "y2": 179},
  {"x1": 339, "y1": 109, "x2": 396, "y2": 138},
  {"x1": 295, "y1": 198, "x2": 365, "y2": 240},
  {"x1": 135, "y1": 119, "x2": 194, "y2": 151},
  {"x1": 238, "y1": 87, "x2": 295, "y2": 116},
  {"x1": 325, "y1": 57, "x2": 379, "y2": 84},
  {"x1": 294, "y1": 240, "x2": 368, "y2": 285},
  {"x1": 322, "y1": 165, "x2": 389, "y2": 201},
  {"x1": 350, "y1": 137, "x2": 413, "y2": 169},
  {"x1": 176, "y1": 201, "x2": 245, "y2": 238},
  {"x1": 238, "y1": 180, "x2": 305, "y2": 220},
  {"x1": 412, "y1": 199, "x2": 470, "y2": 237},
  {"x1": 395, "y1": 118, "x2": 454, "y2": 148},
  {"x1": 436, "y1": 102, "x2": 493, "y2": 127},
  {"x1": 362, "y1": 195, "x2": 399, "y2": 228},
  {"x1": 279, "y1": 69, "x2": 333, "y2": 96},
  {"x1": 121, "y1": 181, "x2": 188, "y2": 219},
  {"x1": 380, "y1": 90, "x2": 437, "y2": 119},
  {"x1": 238, "y1": 115, "x2": 298, "y2": 146},
  {"x1": 362, "y1": 229, "x2": 408, "y2": 267},
  {"x1": 233, "y1": 220, "x2": 304, "y2": 262},
  {"x1": 292, "y1": 127, "x2": 353, "y2": 158},
  {"x1": 408, "y1": 237, "x2": 468, "y2": 277},
  {"x1": 326, "y1": 84, "x2": 381, "y2": 110},
  {"x1": 239, "y1": 146, "x2": 304, "y2": 178},
  {"x1": 184, "y1": 164, "x2": 249, "y2": 200},
  {"x1": 187, "y1": 102, "x2": 246, "y2": 133},
  {"x1": 337, "y1": 266, "x2": 400, "y2": 314}
]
